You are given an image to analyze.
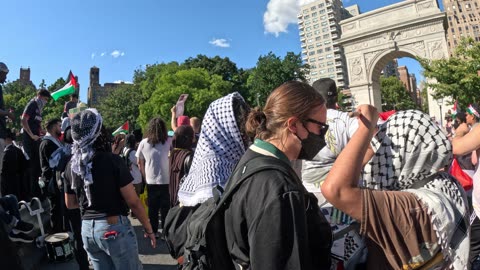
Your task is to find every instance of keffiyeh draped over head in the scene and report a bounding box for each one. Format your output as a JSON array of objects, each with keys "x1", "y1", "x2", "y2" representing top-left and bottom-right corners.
[
  {"x1": 70, "y1": 108, "x2": 103, "y2": 206},
  {"x1": 361, "y1": 110, "x2": 469, "y2": 269},
  {"x1": 178, "y1": 92, "x2": 246, "y2": 206}
]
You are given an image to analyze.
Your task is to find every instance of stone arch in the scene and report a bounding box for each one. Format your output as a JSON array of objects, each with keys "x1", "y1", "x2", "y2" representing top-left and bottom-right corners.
[{"x1": 338, "y1": 0, "x2": 449, "y2": 120}]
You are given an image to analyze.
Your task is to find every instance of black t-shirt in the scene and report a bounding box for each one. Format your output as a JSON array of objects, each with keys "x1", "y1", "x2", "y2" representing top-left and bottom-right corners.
[
  {"x1": 224, "y1": 149, "x2": 324, "y2": 270},
  {"x1": 39, "y1": 138, "x2": 61, "y2": 181},
  {"x1": 0, "y1": 85, "x2": 6, "y2": 139},
  {"x1": 22, "y1": 98, "x2": 42, "y2": 136},
  {"x1": 64, "y1": 152, "x2": 133, "y2": 219}
]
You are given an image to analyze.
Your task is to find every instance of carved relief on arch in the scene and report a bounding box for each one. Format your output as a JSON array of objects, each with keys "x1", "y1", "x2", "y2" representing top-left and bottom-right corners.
[
  {"x1": 350, "y1": 57, "x2": 364, "y2": 82},
  {"x1": 364, "y1": 50, "x2": 385, "y2": 73},
  {"x1": 417, "y1": 0, "x2": 434, "y2": 11},
  {"x1": 428, "y1": 40, "x2": 445, "y2": 59},
  {"x1": 402, "y1": 41, "x2": 426, "y2": 58}
]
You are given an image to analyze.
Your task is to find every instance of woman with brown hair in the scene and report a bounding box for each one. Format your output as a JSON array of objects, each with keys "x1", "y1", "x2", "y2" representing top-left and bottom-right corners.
[
  {"x1": 136, "y1": 117, "x2": 172, "y2": 238},
  {"x1": 223, "y1": 81, "x2": 332, "y2": 270}
]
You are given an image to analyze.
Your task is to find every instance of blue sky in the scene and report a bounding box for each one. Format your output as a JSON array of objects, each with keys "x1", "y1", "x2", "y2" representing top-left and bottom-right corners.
[{"x1": 1, "y1": 0, "x2": 441, "y2": 103}]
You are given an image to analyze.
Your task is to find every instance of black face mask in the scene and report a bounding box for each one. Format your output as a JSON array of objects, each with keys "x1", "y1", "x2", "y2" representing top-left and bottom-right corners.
[{"x1": 296, "y1": 128, "x2": 327, "y2": 161}]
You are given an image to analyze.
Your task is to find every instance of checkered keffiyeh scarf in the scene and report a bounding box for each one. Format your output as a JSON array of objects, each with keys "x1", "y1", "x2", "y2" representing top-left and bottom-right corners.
[
  {"x1": 360, "y1": 110, "x2": 469, "y2": 269},
  {"x1": 70, "y1": 108, "x2": 103, "y2": 206},
  {"x1": 177, "y1": 92, "x2": 246, "y2": 206}
]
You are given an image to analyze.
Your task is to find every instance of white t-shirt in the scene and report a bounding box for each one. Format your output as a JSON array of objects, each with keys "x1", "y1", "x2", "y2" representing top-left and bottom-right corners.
[
  {"x1": 302, "y1": 109, "x2": 359, "y2": 193},
  {"x1": 126, "y1": 149, "x2": 142, "y2": 185},
  {"x1": 135, "y1": 137, "x2": 172, "y2": 185}
]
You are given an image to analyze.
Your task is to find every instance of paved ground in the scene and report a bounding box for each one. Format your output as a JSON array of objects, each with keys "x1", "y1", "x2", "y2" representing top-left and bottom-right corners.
[{"x1": 38, "y1": 217, "x2": 177, "y2": 270}]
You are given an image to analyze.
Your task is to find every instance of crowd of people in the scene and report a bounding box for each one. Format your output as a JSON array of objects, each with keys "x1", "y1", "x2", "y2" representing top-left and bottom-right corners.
[{"x1": 0, "y1": 58, "x2": 480, "y2": 270}]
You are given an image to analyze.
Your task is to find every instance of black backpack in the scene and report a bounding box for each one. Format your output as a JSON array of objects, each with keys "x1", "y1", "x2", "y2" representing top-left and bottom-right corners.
[
  {"x1": 180, "y1": 155, "x2": 332, "y2": 270},
  {"x1": 120, "y1": 147, "x2": 133, "y2": 169}
]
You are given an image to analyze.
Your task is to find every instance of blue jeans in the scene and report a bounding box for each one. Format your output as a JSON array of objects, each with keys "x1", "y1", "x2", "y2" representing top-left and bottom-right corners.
[{"x1": 81, "y1": 215, "x2": 142, "y2": 270}]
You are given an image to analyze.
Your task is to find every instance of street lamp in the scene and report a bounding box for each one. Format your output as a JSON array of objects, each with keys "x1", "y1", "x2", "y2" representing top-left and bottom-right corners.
[{"x1": 435, "y1": 97, "x2": 444, "y2": 127}]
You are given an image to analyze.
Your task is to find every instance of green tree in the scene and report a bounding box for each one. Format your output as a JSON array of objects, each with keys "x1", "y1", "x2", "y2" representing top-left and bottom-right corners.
[
  {"x1": 134, "y1": 62, "x2": 184, "y2": 99},
  {"x1": 183, "y1": 55, "x2": 239, "y2": 82},
  {"x1": 246, "y1": 52, "x2": 308, "y2": 107},
  {"x1": 137, "y1": 68, "x2": 233, "y2": 131},
  {"x1": 96, "y1": 84, "x2": 144, "y2": 131},
  {"x1": 419, "y1": 37, "x2": 480, "y2": 107},
  {"x1": 380, "y1": 76, "x2": 417, "y2": 111},
  {"x1": 3, "y1": 81, "x2": 37, "y2": 130}
]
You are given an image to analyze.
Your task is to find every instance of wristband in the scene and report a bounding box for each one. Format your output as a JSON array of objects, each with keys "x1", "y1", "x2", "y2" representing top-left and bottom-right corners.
[{"x1": 144, "y1": 229, "x2": 154, "y2": 235}]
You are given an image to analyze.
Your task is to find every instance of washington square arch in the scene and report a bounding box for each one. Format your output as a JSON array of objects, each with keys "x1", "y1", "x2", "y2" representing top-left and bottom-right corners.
[{"x1": 338, "y1": 0, "x2": 449, "y2": 119}]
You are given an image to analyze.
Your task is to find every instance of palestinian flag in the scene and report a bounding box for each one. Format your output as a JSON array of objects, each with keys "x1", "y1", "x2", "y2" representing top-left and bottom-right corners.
[
  {"x1": 51, "y1": 71, "x2": 78, "y2": 101},
  {"x1": 112, "y1": 121, "x2": 129, "y2": 136},
  {"x1": 451, "y1": 100, "x2": 457, "y2": 117}
]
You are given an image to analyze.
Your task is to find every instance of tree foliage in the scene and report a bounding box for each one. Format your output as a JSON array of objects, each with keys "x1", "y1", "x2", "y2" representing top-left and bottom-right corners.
[
  {"x1": 136, "y1": 67, "x2": 233, "y2": 131},
  {"x1": 380, "y1": 76, "x2": 417, "y2": 111},
  {"x1": 246, "y1": 52, "x2": 309, "y2": 106},
  {"x1": 419, "y1": 37, "x2": 480, "y2": 107},
  {"x1": 3, "y1": 81, "x2": 37, "y2": 130},
  {"x1": 96, "y1": 84, "x2": 144, "y2": 131}
]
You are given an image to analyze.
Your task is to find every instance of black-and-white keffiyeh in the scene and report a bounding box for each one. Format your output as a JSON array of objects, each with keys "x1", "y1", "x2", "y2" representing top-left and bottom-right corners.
[
  {"x1": 70, "y1": 108, "x2": 103, "y2": 207},
  {"x1": 177, "y1": 92, "x2": 246, "y2": 206},
  {"x1": 355, "y1": 110, "x2": 469, "y2": 269}
]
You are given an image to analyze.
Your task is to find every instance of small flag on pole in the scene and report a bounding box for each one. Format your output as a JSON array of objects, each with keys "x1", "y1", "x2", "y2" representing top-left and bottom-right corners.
[
  {"x1": 451, "y1": 100, "x2": 457, "y2": 117},
  {"x1": 112, "y1": 121, "x2": 129, "y2": 136},
  {"x1": 51, "y1": 71, "x2": 78, "y2": 101}
]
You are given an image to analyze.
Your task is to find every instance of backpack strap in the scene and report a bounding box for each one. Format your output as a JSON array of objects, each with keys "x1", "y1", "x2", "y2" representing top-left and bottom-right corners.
[{"x1": 216, "y1": 155, "x2": 296, "y2": 207}]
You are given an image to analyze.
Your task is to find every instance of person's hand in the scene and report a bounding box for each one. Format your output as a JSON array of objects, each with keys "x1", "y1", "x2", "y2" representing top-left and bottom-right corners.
[
  {"x1": 354, "y1": 104, "x2": 379, "y2": 131},
  {"x1": 31, "y1": 134, "x2": 40, "y2": 141},
  {"x1": 144, "y1": 231, "x2": 157, "y2": 248},
  {"x1": 7, "y1": 112, "x2": 15, "y2": 121},
  {"x1": 171, "y1": 105, "x2": 176, "y2": 115}
]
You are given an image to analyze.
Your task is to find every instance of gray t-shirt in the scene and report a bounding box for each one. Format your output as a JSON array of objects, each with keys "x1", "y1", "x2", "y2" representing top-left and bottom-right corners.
[{"x1": 136, "y1": 137, "x2": 172, "y2": 185}]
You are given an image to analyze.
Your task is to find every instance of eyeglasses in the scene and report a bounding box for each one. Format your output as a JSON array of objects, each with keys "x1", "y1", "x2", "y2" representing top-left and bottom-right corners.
[{"x1": 304, "y1": 118, "x2": 329, "y2": 135}]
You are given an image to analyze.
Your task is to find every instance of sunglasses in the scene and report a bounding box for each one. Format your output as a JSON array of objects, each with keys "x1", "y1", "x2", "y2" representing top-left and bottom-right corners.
[{"x1": 303, "y1": 118, "x2": 329, "y2": 135}]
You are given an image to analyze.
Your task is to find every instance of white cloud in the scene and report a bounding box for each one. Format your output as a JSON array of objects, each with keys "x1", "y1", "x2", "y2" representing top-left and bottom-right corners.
[
  {"x1": 101, "y1": 52, "x2": 106, "y2": 57},
  {"x1": 111, "y1": 50, "x2": 125, "y2": 58},
  {"x1": 113, "y1": 80, "x2": 133, "y2": 84},
  {"x1": 209, "y1": 38, "x2": 230, "y2": 48},
  {"x1": 263, "y1": 0, "x2": 317, "y2": 37},
  {"x1": 91, "y1": 53, "x2": 95, "y2": 59}
]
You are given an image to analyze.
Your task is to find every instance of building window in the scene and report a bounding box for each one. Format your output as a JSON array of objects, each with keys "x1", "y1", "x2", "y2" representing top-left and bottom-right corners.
[
  {"x1": 323, "y1": 34, "x2": 330, "y2": 39},
  {"x1": 310, "y1": 58, "x2": 316, "y2": 63},
  {"x1": 318, "y1": 56, "x2": 324, "y2": 61},
  {"x1": 316, "y1": 36, "x2": 322, "y2": 41},
  {"x1": 326, "y1": 54, "x2": 333, "y2": 59},
  {"x1": 312, "y1": 12, "x2": 318, "y2": 17},
  {"x1": 328, "y1": 68, "x2": 335, "y2": 72},
  {"x1": 319, "y1": 3, "x2": 324, "y2": 8},
  {"x1": 327, "y1": 61, "x2": 334, "y2": 66},
  {"x1": 316, "y1": 42, "x2": 322, "y2": 47},
  {"x1": 320, "y1": 69, "x2": 326, "y2": 74},
  {"x1": 321, "y1": 21, "x2": 328, "y2": 26},
  {"x1": 308, "y1": 45, "x2": 314, "y2": 49},
  {"x1": 324, "y1": 40, "x2": 331, "y2": 45},
  {"x1": 314, "y1": 24, "x2": 319, "y2": 29},
  {"x1": 313, "y1": 18, "x2": 318, "y2": 23},
  {"x1": 311, "y1": 71, "x2": 318, "y2": 75},
  {"x1": 321, "y1": 15, "x2": 327, "y2": 20},
  {"x1": 325, "y1": 47, "x2": 332, "y2": 52},
  {"x1": 305, "y1": 15, "x2": 310, "y2": 19},
  {"x1": 320, "y1": 9, "x2": 326, "y2": 14},
  {"x1": 309, "y1": 51, "x2": 315, "y2": 56},
  {"x1": 314, "y1": 30, "x2": 320, "y2": 35},
  {"x1": 307, "y1": 38, "x2": 313, "y2": 43},
  {"x1": 317, "y1": 49, "x2": 323, "y2": 53},
  {"x1": 311, "y1": 6, "x2": 316, "y2": 11},
  {"x1": 322, "y1": 27, "x2": 329, "y2": 33}
]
